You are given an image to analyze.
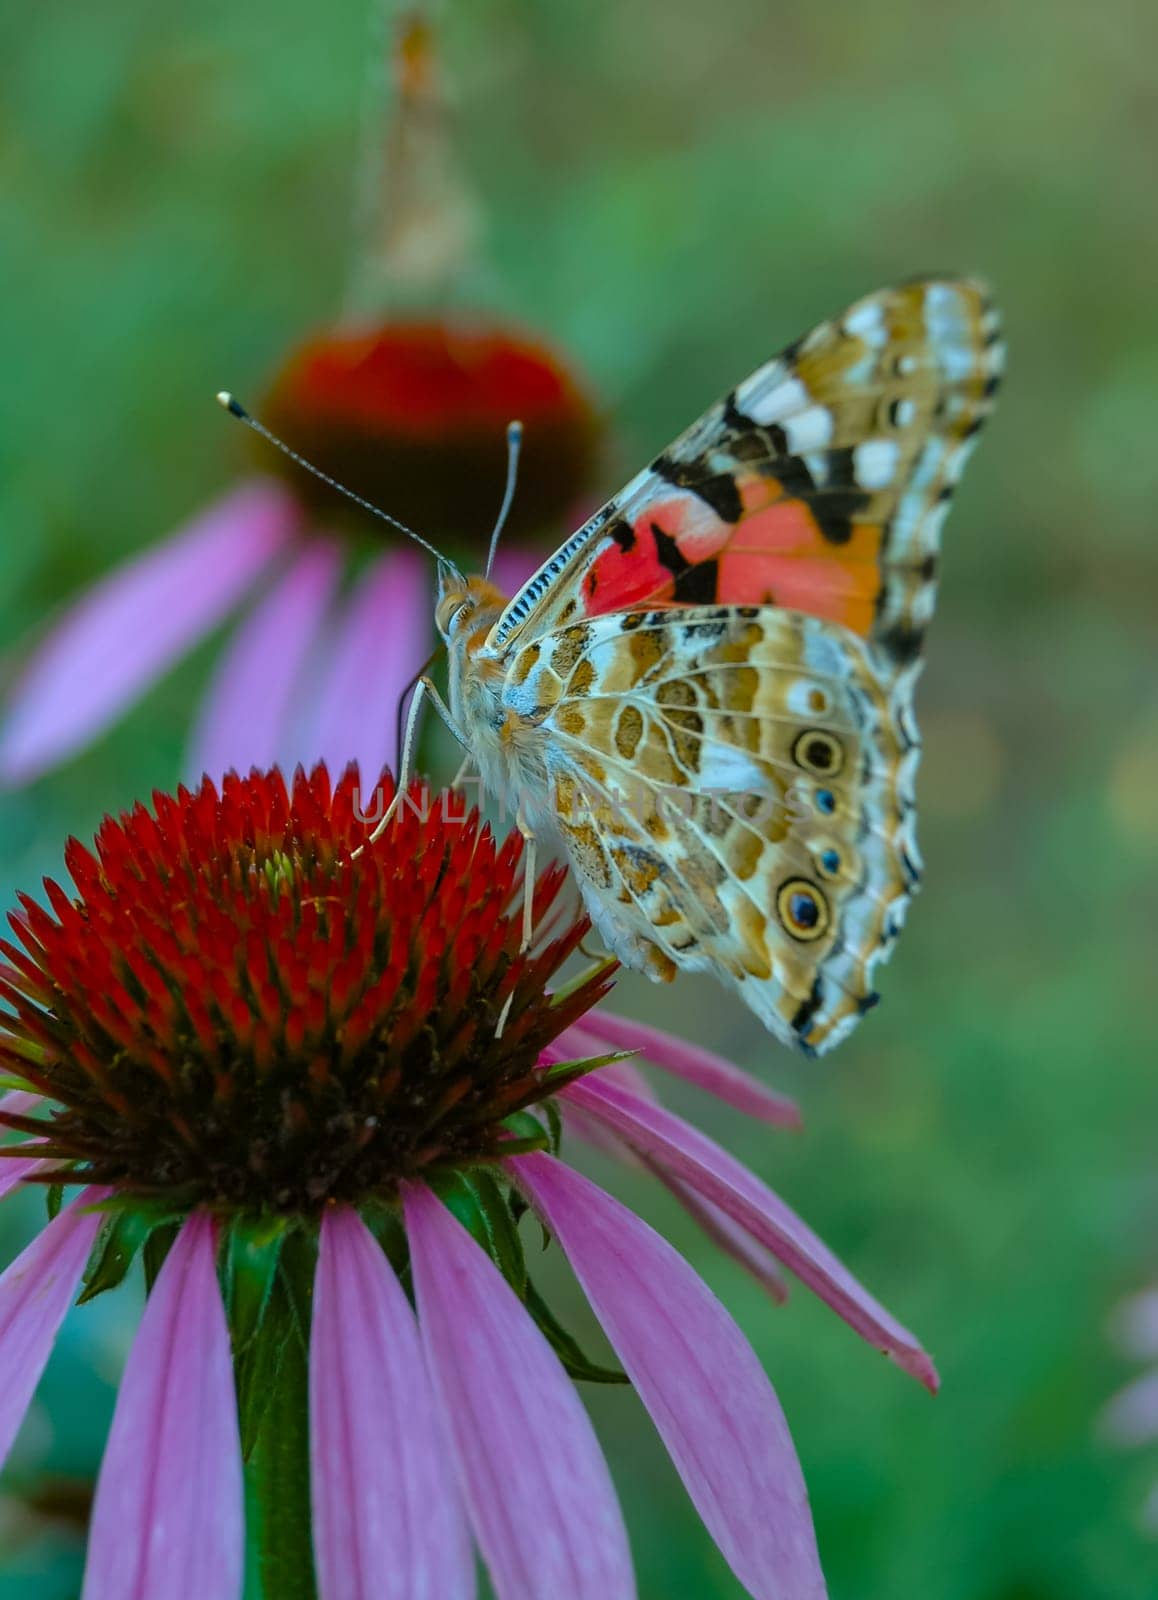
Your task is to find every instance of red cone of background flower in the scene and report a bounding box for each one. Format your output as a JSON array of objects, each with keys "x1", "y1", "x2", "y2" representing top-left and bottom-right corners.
[
  {"x1": 261, "y1": 318, "x2": 598, "y2": 548},
  {"x1": 0, "y1": 765, "x2": 937, "y2": 1599}
]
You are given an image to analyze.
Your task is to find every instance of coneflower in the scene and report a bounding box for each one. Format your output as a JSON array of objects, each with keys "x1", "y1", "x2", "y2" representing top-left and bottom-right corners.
[
  {"x1": 0, "y1": 12, "x2": 598, "y2": 789},
  {"x1": 0, "y1": 765, "x2": 934, "y2": 1598}
]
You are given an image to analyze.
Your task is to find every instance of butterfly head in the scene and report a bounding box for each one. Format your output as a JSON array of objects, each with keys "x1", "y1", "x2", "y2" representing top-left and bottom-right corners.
[{"x1": 435, "y1": 564, "x2": 508, "y2": 646}]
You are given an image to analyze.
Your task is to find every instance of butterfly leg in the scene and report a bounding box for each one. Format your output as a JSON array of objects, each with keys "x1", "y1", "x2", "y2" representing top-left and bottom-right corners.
[
  {"x1": 362, "y1": 676, "x2": 467, "y2": 848},
  {"x1": 518, "y1": 816, "x2": 537, "y2": 952},
  {"x1": 577, "y1": 932, "x2": 612, "y2": 962}
]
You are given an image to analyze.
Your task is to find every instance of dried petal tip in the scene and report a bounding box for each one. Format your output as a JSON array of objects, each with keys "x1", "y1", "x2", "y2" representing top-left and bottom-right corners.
[{"x1": 0, "y1": 766, "x2": 611, "y2": 1212}]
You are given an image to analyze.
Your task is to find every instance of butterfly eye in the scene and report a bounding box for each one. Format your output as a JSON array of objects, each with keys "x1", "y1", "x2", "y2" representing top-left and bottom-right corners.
[
  {"x1": 777, "y1": 879, "x2": 830, "y2": 942},
  {"x1": 439, "y1": 599, "x2": 473, "y2": 636},
  {"x1": 793, "y1": 729, "x2": 845, "y2": 777},
  {"x1": 814, "y1": 788, "x2": 837, "y2": 816}
]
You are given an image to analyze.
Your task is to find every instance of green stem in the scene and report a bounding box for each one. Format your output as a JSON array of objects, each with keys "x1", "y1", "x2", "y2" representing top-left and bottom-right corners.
[{"x1": 242, "y1": 1239, "x2": 318, "y2": 1600}]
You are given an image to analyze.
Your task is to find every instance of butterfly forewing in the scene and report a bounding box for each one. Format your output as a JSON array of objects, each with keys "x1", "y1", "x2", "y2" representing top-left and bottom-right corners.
[
  {"x1": 489, "y1": 278, "x2": 1002, "y2": 663},
  {"x1": 470, "y1": 278, "x2": 1003, "y2": 1054}
]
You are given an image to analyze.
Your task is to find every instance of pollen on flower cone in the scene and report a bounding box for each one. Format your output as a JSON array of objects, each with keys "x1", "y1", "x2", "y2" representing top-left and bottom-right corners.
[{"x1": 260, "y1": 321, "x2": 601, "y2": 548}]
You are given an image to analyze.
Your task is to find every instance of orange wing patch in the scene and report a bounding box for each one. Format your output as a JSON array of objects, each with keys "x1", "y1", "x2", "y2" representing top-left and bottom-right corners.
[
  {"x1": 580, "y1": 474, "x2": 882, "y2": 638},
  {"x1": 723, "y1": 473, "x2": 883, "y2": 637}
]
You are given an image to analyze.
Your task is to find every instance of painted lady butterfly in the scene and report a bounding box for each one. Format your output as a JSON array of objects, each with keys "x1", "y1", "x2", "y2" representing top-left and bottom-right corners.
[{"x1": 389, "y1": 279, "x2": 1004, "y2": 1054}]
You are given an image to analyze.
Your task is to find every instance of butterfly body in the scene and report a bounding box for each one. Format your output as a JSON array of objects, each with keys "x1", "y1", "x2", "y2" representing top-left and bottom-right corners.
[{"x1": 435, "y1": 279, "x2": 1003, "y2": 1054}]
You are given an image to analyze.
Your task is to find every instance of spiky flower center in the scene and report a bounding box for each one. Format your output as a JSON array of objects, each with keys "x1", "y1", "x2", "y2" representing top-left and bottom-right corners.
[{"x1": 0, "y1": 767, "x2": 609, "y2": 1212}]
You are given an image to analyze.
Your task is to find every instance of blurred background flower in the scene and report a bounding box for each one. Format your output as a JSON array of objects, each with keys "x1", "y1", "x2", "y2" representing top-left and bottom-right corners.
[
  {"x1": 1100, "y1": 1286, "x2": 1158, "y2": 1536},
  {"x1": 0, "y1": 12, "x2": 600, "y2": 792}
]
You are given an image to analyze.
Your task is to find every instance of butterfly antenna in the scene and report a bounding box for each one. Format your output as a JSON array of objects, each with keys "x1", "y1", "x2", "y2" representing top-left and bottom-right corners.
[
  {"x1": 483, "y1": 420, "x2": 523, "y2": 579},
  {"x1": 215, "y1": 391, "x2": 453, "y2": 568}
]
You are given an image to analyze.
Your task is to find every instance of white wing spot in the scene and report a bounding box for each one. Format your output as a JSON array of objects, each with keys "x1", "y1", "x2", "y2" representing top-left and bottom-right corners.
[
  {"x1": 844, "y1": 301, "x2": 887, "y2": 345},
  {"x1": 939, "y1": 344, "x2": 979, "y2": 382},
  {"x1": 925, "y1": 283, "x2": 966, "y2": 323},
  {"x1": 699, "y1": 744, "x2": 775, "y2": 795},
  {"x1": 786, "y1": 678, "x2": 831, "y2": 717},
  {"x1": 784, "y1": 406, "x2": 834, "y2": 452},
  {"x1": 743, "y1": 375, "x2": 809, "y2": 424},
  {"x1": 853, "y1": 439, "x2": 899, "y2": 490}
]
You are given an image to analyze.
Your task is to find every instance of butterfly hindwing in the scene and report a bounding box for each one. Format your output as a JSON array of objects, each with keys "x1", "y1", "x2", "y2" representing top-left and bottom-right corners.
[{"x1": 501, "y1": 604, "x2": 909, "y2": 1054}]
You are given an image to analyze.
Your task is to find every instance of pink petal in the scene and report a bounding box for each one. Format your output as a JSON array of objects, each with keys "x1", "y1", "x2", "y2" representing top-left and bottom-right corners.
[
  {"x1": 1100, "y1": 1370, "x2": 1158, "y2": 1447},
  {"x1": 0, "y1": 1189, "x2": 107, "y2": 1469},
  {"x1": 0, "y1": 481, "x2": 299, "y2": 783},
  {"x1": 656, "y1": 1172, "x2": 790, "y2": 1305},
  {"x1": 302, "y1": 551, "x2": 430, "y2": 784},
  {"x1": 0, "y1": 1089, "x2": 41, "y2": 1119},
  {"x1": 544, "y1": 1039, "x2": 652, "y2": 1120},
  {"x1": 511, "y1": 1153, "x2": 826, "y2": 1600},
  {"x1": 573, "y1": 1011, "x2": 802, "y2": 1129},
  {"x1": 402, "y1": 1182, "x2": 635, "y2": 1600},
  {"x1": 0, "y1": 1151, "x2": 46, "y2": 1204},
  {"x1": 564, "y1": 1074, "x2": 938, "y2": 1392},
  {"x1": 311, "y1": 1208, "x2": 474, "y2": 1600},
  {"x1": 187, "y1": 539, "x2": 342, "y2": 783},
  {"x1": 82, "y1": 1212, "x2": 243, "y2": 1600},
  {"x1": 554, "y1": 1057, "x2": 790, "y2": 1301},
  {"x1": 0, "y1": 1092, "x2": 45, "y2": 1199},
  {"x1": 561, "y1": 1101, "x2": 639, "y2": 1160}
]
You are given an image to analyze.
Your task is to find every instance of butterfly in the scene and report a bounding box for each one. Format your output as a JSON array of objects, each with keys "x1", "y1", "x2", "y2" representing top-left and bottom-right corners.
[{"x1": 367, "y1": 278, "x2": 1002, "y2": 1054}]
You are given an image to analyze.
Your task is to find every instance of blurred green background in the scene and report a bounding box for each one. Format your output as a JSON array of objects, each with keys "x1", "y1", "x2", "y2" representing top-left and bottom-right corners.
[{"x1": 3, "y1": 0, "x2": 1157, "y2": 1594}]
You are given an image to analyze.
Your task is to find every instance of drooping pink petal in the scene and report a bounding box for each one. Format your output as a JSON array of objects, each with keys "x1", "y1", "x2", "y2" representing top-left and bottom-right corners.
[
  {"x1": 187, "y1": 539, "x2": 342, "y2": 783},
  {"x1": 310, "y1": 1208, "x2": 474, "y2": 1600},
  {"x1": 553, "y1": 1057, "x2": 791, "y2": 1302},
  {"x1": 1100, "y1": 1371, "x2": 1158, "y2": 1447},
  {"x1": 0, "y1": 480, "x2": 299, "y2": 783},
  {"x1": 0, "y1": 1088, "x2": 41, "y2": 1119},
  {"x1": 302, "y1": 550, "x2": 430, "y2": 785},
  {"x1": 542, "y1": 1040, "x2": 652, "y2": 1118},
  {"x1": 0, "y1": 1150, "x2": 46, "y2": 1204},
  {"x1": 560, "y1": 1099, "x2": 637, "y2": 1160},
  {"x1": 402, "y1": 1182, "x2": 635, "y2": 1600},
  {"x1": 655, "y1": 1171, "x2": 790, "y2": 1305},
  {"x1": 0, "y1": 1189, "x2": 107, "y2": 1468},
  {"x1": 564, "y1": 1074, "x2": 938, "y2": 1392},
  {"x1": 511, "y1": 1153, "x2": 826, "y2": 1600},
  {"x1": 82, "y1": 1212, "x2": 243, "y2": 1600},
  {"x1": 0, "y1": 1091, "x2": 46, "y2": 1200},
  {"x1": 573, "y1": 1012, "x2": 801, "y2": 1129}
]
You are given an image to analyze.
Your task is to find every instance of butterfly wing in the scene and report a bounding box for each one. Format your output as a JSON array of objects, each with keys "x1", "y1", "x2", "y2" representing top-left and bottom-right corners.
[
  {"x1": 487, "y1": 277, "x2": 1002, "y2": 1052},
  {"x1": 502, "y1": 605, "x2": 910, "y2": 1054},
  {"x1": 488, "y1": 277, "x2": 1002, "y2": 673}
]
